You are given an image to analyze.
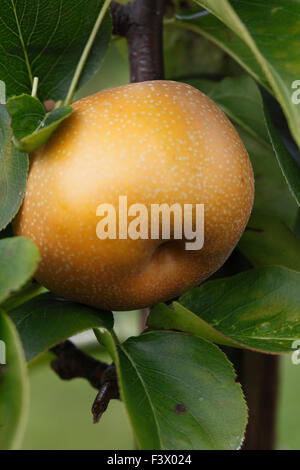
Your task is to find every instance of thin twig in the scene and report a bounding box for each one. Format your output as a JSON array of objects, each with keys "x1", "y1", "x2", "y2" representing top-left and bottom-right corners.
[
  {"x1": 51, "y1": 340, "x2": 120, "y2": 423},
  {"x1": 92, "y1": 365, "x2": 120, "y2": 423}
]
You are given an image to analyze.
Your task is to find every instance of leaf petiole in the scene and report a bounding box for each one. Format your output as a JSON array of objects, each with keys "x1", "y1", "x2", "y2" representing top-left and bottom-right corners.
[
  {"x1": 64, "y1": 0, "x2": 112, "y2": 106},
  {"x1": 31, "y1": 77, "x2": 39, "y2": 98}
]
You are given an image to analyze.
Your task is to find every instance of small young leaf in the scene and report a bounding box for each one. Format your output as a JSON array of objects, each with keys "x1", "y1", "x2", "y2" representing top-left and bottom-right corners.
[
  {"x1": 0, "y1": 237, "x2": 40, "y2": 305},
  {"x1": 6, "y1": 95, "x2": 73, "y2": 153},
  {"x1": 9, "y1": 293, "x2": 114, "y2": 361},
  {"x1": 0, "y1": 310, "x2": 29, "y2": 450},
  {"x1": 148, "y1": 266, "x2": 300, "y2": 354},
  {"x1": 6, "y1": 95, "x2": 45, "y2": 140},
  {"x1": 0, "y1": 105, "x2": 29, "y2": 231},
  {"x1": 115, "y1": 331, "x2": 247, "y2": 450},
  {"x1": 93, "y1": 327, "x2": 119, "y2": 365}
]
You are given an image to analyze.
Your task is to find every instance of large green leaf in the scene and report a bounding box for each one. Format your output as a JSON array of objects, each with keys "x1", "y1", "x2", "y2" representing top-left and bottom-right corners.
[
  {"x1": 193, "y1": 0, "x2": 300, "y2": 147},
  {"x1": 115, "y1": 331, "x2": 247, "y2": 450},
  {"x1": 0, "y1": 0, "x2": 112, "y2": 101},
  {"x1": 148, "y1": 302, "x2": 238, "y2": 349},
  {"x1": 238, "y1": 212, "x2": 300, "y2": 271},
  {"x1": 9, "y1": 293, "x2": 114, "y2": 361},
  {"x1": 0, "y1": 105, "x2": 28, "y2": 231},
  {"x1": 189, "y1": 77, "x2": 298, "y2": 226},
  {"x1": 148, "y1": 266, "x2": 300, "y2": 354},
  {"x1": 0, "y1": 310, "x2": 29, "y2": 450},
  {"x1": 0, "y1": 237, "x2": 40, "y2": 305},
  {"x1": 183, "y1": 21, "x2": 300, "y2": 208}
]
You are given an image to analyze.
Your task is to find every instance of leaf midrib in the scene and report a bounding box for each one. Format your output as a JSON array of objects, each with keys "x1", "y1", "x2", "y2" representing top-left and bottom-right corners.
[
  {"x1": 119, "y1": 343, "x2": 163, "y2": 450},
  {"x1": 10, "y1": 0, "x2": 33, "y2": 85}
]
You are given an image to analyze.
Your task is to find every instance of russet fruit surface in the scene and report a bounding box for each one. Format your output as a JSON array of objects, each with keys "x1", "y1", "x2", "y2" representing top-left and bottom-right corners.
[{"x1": 14, "y1": 80, "x2": 254, "y2": 311}]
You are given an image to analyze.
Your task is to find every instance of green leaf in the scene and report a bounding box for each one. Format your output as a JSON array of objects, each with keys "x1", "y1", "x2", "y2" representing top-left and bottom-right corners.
[
  {"x1": 241, "y1": 127, "x2": 297, "y2": 227},
  {"x1": 0, "y1": 310, "x2": 29, "y2": 450},
  {"x1": 6, "y1": 95, "x2": 46, "y2": 140},
  {"x1": 193, "y1": 0, "x2": 300, "y2": 148},
  {"x1": 148, "y1": 302, "x2": 237, "y2": 349},
  {"x1": 187, "y1": 76, "x2": 270, "y2": 148},
  {"x1": 0, "y1": 105, "x2": 28, "y2": 231},
  {"x1": 94, "y1": 327, "x2": 119, "y2": 364},
  {"x1": 264, "y1": 106, "x2": 300, "y2": 207},
  {"x1": 149, "y1": 266, "x2": 300, "y2": 354},
  {"x1": 1, "y1": 281, "x2": 47, "y2": 312},
  {"x1": 0, "y1": 0, "x2": 112, "y2": 101},
  {"x1": 6, "y1": 95, "x2": 73, "y2": 153},
  {"x1": 116, "y1": 331, "x2": 247, "y2": 450},
  {"x1": 0, "y1": 237, "x2": 40, "y2": 305},
  {"x1": 9, "y1": 293, "x2": 114, "y2": 361},
  {"x1": 172, "y1": 12, "x2": 270, "y2": 91},
  {"x1": 188, "y1": 76, "x2": 298, "y2": 226},
  {"x1": 238, "y1": 212, "x2": 300, "y2": 271},
  {"x1": 164, "y1": 25, "x2": 228, "y2": 81}
]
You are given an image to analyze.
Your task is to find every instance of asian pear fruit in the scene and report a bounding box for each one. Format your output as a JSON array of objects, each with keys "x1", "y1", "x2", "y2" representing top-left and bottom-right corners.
[{"x1": 14, "y1": 81, "x2": 254, "y2": 311}]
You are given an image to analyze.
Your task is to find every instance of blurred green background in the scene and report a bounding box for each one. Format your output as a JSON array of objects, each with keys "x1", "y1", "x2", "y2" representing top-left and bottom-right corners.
[{"x1": 22, "y1": 36, "x2": 300, "y2": 450}]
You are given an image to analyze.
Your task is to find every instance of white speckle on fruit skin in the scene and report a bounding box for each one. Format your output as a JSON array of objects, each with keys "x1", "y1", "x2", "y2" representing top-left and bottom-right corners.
[{"x1": 15, "y1": 80, "x2": 254, "y2": 311}]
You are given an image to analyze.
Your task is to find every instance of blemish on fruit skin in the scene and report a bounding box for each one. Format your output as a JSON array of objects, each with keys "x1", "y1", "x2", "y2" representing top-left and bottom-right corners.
[
  {"x1": 15, "y1": 80, "x2": 254, "y2": 311},
  {"x1": 174, "y1": 403, "x2": 187, "y2": 415}
]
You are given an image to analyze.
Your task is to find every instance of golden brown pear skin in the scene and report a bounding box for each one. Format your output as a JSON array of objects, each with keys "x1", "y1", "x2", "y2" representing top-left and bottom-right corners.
[{"x1": 14, "y1": 81, "x2": 254, "y2": 311}]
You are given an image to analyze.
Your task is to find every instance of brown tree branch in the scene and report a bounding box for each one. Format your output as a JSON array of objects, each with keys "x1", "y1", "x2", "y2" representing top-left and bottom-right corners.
[
  {"x1": 51, "y1": 340, "x2": 119, "y2": 423},
  {"x1": 241, "y1": 351, "x2": 279, "y2": 450},
  {"x1": 223, "y1": 347, "x2": 280, "y2": 450},
  {"x1": 111, "y1": 0, "x2": 166, "y2": 82},
  {"x1": 51, "y1": 340, "x2": 108, "y2": 390}
]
